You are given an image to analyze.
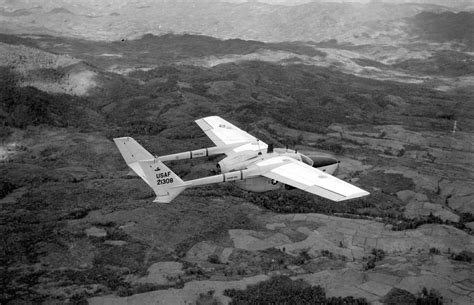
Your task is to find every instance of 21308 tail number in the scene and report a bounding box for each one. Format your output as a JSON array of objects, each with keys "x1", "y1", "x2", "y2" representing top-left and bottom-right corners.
[{"x1": 157, "y1": 178, "x2": 173, "y2": 185}]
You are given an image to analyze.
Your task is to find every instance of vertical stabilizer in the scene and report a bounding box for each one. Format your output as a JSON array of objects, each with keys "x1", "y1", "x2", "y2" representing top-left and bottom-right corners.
[
  {"x1": 114, "y1": 137, "x2": 187, "y2": 202},
  {"x1": 114, "y1": 137, "x2": 155, "y2": 186},
  {"x1": 137, "y1": 159, "x2": 187, "y2": 203}
]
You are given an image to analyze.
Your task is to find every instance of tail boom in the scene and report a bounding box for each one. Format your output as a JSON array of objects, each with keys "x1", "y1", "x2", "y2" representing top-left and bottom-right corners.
[
  {"x1": 113, "y1": 137, "x2": 261, "y2": 203},
  {"x1": 157, "y1": 142, "x2": 246, "y2": 162}
]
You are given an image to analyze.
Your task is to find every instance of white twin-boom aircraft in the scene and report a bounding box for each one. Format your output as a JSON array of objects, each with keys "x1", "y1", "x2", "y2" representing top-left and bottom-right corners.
[{"x1": 114, "y1": 116, "x2": 369, "y2": 203}]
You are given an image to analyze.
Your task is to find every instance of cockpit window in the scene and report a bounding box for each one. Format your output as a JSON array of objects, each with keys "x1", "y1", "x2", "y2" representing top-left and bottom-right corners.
[{"x1": 301, "y1": 154, "x2": 314, "y2": 166}]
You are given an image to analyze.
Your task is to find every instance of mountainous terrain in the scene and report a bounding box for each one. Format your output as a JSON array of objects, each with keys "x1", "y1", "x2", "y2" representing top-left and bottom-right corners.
[
  {"x1": 1, "y1": 0, "x2": 473, "y2": 46},
  {"x1": 1, "y1": 1, "x2": 473, "y2": 304},
  {"x1": 1, "y1": 31, "x2": 473, "y2": 304}
]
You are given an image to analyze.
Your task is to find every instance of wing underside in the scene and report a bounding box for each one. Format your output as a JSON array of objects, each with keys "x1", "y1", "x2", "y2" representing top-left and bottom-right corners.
[{"x1": 255, "y1": 156, "x2": 369, "y2": 202}]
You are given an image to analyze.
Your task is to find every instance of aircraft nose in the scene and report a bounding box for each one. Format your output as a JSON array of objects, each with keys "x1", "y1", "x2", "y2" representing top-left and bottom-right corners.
[
  {"x1": 312, "y1": 156, "x2": 340, "y2": 175},
  {"x1": 311, "y1": 156, "x2": 339, "y2": 168}
]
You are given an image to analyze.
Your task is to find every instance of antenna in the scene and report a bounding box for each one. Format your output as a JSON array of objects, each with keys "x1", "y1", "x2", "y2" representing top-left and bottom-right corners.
[{"x1": 257, "y1": 140, "x2": 262, "y2": 155}]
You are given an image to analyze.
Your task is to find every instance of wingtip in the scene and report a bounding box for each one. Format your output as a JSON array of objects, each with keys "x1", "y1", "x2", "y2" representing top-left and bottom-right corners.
[{"x1": 341, "y1": 190, "x2": 370, "y2": 201}]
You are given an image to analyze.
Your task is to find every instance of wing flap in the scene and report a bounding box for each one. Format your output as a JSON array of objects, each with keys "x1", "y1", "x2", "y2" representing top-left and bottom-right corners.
[{"x1": 257, "y1": 157, "x2": 369, "y2": 202}]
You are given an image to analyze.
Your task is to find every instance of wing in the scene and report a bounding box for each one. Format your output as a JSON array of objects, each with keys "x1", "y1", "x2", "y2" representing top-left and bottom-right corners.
[
  {"x1": 254, "y1": 156, "x2": 369, "y2": 202},
  {"x1": 195, "y1": 116, "x2": 267, "y2": 153}
]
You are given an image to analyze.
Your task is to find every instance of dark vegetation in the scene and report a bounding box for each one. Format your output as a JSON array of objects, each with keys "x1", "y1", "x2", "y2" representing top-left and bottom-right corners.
[
  {"x1": 212, "y1": 185, "x2": 471, "y2": 233},
  {"x1": 417, "y1": 287, "x2": 444, "y2": 305},
  {"x1": 244, "y1": 188, "x2": 405, "y2": 220},
  {"x1": 390, "y1": 213, "x2": 474, "y2": 234},
  {"x1": 0, "y1": 67, "x2": 93, "y2": 129},
  {"x1": 246, "y1": 189, "x2": 474, "y2": 233},
  {"x1": 460, "y1": 212, "x2": 474, "y2": 224},
  {"x1": 383, "y1": 288, "x2": 417, "y2": 305},
  {"x1": 196, "y1": 290, "x2": 220, "y2": 305},
  {"x1": 394, "y1": 50, "x2": 474, "y2": 77},
  {"x1": 364, "y1": 248, "x2": 386, "y2": 270},
  {"x1": 0, "y1": 180, "x2": 15, "y2": 198},
  {"x1": 353, "y1": 58, "x2": 390, "y2": 69},
  {"x1": 0, "y1": 33, "x2": 323, "y2": 70},
  {"x1": 224, "y1": 275, "x2": 368, "y2": 305},
  {"x1": 383, "y1": 287, "x2": 443, "y2": 305},
  {"x1": 224, "y1": 248, "x2": 309, "y2": 276},
  {"x1": 450, "y1": 250, "x2": 474, "y2": 263}
]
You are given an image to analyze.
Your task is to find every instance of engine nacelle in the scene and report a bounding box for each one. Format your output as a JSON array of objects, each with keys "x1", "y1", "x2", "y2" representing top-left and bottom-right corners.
[{"x1": 217, "y1": 152, "x2": 259, "y2": 173}]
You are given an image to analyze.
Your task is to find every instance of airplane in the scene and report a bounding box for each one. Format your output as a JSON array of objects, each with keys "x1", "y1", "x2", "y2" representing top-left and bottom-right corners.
[{"x1": 114, "y1": 116, "x2": 369, "y2": 203}]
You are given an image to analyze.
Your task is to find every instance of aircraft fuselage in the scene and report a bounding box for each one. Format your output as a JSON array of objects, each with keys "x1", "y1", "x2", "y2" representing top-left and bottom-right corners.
[{"x1": 217, "y1": 148, "x2": 339, "y2": 193}]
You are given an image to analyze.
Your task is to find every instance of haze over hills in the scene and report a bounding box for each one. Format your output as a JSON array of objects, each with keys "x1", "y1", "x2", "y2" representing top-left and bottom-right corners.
[
  {"x1": 238, "y1": 0, "x2": 474, "y2": 10},
  {"x1": 1, "y1": 0, "x2": 473, "y2": 45}
]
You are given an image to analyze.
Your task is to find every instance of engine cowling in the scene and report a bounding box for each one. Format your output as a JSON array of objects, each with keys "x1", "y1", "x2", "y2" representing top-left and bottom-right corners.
[
  {"x1": 217, "y1": 152, "x2": 258, "y2": 173},
  {"x1": 311, "y1": 156, "x2": 339, "y2": 175}
]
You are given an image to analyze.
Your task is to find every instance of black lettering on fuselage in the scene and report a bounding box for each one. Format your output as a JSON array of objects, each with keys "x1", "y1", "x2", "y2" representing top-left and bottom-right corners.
[{"x1": 226, "y1": 174, "x2": 239, "y2": 181}]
